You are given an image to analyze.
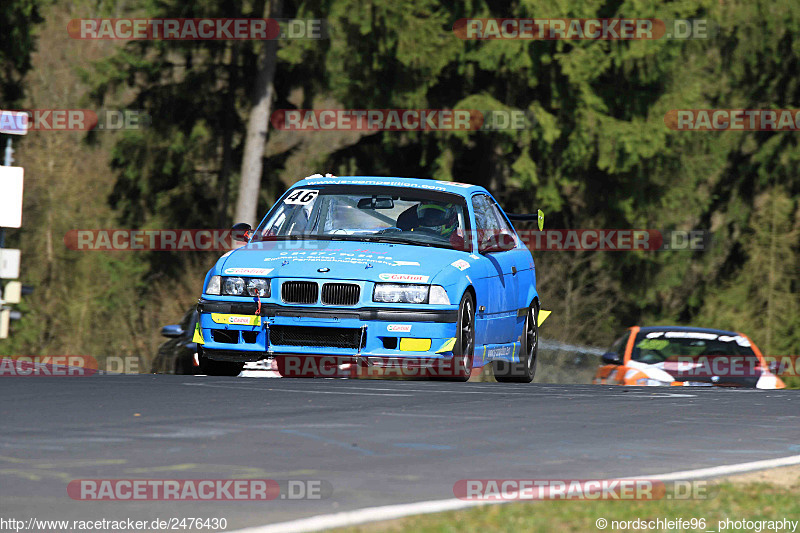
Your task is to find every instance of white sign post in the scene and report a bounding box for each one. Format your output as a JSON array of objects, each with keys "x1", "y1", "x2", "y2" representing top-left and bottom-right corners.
[
  {"x1": 1, "y1": 126, "x2": 26, "y2": 339},
  {"x1": 0, "y1": 308, "x2": 9, "y2": 339},
  {"x1": 0, "y1": 166, "x2": 23, "y2": 228},
  {"x1": 0, "y1": 249, "x2": 21, "y2": 279},
  {"x1": 3, "y1": 281, "x2": 21, "y2": 304}
]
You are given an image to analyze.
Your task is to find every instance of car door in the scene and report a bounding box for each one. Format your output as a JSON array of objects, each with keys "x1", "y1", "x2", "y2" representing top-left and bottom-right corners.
[
  {"x1": 485, "y1": 196, "x2": 536, "y2": 344},
  {"x1": 471, "y1": 194, "x2": 517, "y2": 345},
  {"x1": 484, "y1": 195, "x2": 534, "y2": 312}
]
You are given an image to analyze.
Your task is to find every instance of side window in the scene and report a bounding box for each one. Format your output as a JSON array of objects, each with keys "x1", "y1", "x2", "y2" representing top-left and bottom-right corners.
[
  {"x1": 487, "y1": 201, "x2": 513, "y2": 235},
  {"x1": 472, "y1": 195, "x2": 500, "y2": 246},
  {"x1": 472, "y1": 194, "x2": 517, "y2": 249}
]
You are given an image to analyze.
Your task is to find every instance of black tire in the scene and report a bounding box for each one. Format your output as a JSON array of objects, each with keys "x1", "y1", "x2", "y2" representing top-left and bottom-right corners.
[
  {"x1": 436, "y1": 292, "x2": 475, "y2": 382},
  {"x1": 494, "y1": 302, "x2": 538, "y2": 383},
  {"x1": 149, "y1": 356, "x2": 163, "y2": 374},
  {"x1": 198, "y1": 347, "x2": 244, "y2": 377}
]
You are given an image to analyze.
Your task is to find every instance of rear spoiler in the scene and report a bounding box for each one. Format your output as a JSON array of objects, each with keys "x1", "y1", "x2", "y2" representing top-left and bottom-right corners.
[
  {"x1": 506, "y1": 213, "x2": 539, "y2": 221},
  {"x1": 506, "y1": 209, "x2": 544, "y2": 230}
]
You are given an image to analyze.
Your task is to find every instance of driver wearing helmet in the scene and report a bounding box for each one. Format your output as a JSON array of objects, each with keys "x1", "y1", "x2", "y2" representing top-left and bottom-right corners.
[
  {"x1": 416, "y1": 202, "x2": 458, "y2": 237},
  {"x1": 395, "y1": 200, "x2": 467, "y2": 249},
  {"x1": 415, "y1": 201, "x2": 468, "y2": 250}
]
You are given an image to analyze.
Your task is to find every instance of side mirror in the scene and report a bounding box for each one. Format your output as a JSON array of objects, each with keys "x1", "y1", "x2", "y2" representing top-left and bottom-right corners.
[
  {"x1": 231, "y1": 222, "x2": 252, "y2": 242},
  {"x1": 161, "y1": 324, "x2": 184, "y2": 338},
  {"x1": 601, "y1": 352, "x2": 622, "y2": 365},
  {"x1": 479, "y1": 231, "x2": 517, "y2": 254}
]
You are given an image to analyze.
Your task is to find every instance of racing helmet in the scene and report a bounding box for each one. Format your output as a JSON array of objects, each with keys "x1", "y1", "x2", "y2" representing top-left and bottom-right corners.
[{"x1": 417, "y1": 202, "x2": 458, "y2": 236}]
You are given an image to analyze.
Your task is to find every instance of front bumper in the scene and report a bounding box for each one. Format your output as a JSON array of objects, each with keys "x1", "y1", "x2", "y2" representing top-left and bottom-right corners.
[
  {"x1": 196, "y1": 297, "x2": 459, "y2": 362},
  {"x1": 198, "y1": 298, "x2": 457, "y2": 323}
]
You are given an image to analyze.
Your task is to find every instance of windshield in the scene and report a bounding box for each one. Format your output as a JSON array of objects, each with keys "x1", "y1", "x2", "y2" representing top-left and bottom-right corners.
[
  {"x1": 631, "y1": 330, "x2": 756, "y2": 364},
  {"x1": 253, "y1": 186, "x2": 471, "y2": 251}
]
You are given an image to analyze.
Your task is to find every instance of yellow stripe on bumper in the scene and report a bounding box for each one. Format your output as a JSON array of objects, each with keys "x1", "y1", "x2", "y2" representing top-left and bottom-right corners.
[
  {"x1": 211, "y1": 313, "x2": 261, "y2": 326},
  {"x1": 399, "y1": 338, "x2": 432, "y2": 352}
]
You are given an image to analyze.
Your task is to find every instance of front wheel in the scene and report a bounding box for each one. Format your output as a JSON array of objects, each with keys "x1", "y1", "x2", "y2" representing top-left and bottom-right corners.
[
  {"x1": 198, "y1": 347, "x2": 245, "y2": 377},
  {"x1": 494, "y1": 303, "x2": 538, "y2": 383},
  {"x1": 435, "y1": 292, "x2": 475, "y2": 382}
]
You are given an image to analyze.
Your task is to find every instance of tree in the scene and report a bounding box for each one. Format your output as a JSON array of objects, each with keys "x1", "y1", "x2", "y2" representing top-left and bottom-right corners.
[
  {"x1": 235, "y1": 0, "x2": 283, "y2": 227},
  {"x1": 0, "y1": 0, "x2": 42, "y2": 105}
]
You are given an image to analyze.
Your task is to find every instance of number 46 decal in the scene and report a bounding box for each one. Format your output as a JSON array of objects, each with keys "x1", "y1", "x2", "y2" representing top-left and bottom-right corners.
[{"x1": 284, "y1": 189, "x2": 319, "y2": 205}]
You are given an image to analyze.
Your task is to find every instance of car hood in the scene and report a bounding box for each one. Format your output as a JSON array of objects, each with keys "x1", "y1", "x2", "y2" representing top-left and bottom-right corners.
[{"x1": 217, "y1": 239, "x2": 473, "y2": 284}]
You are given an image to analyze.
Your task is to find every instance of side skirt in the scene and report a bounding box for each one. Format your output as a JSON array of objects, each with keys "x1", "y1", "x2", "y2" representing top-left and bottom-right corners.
[{"x1": 472, "y1": 341, "x2": 522, "y2": 367}]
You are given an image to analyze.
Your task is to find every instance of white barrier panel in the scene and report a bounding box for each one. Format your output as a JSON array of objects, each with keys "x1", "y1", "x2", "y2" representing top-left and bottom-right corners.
[{"x1": 0, "y1": 166, "x2": 24, "y2": 228}]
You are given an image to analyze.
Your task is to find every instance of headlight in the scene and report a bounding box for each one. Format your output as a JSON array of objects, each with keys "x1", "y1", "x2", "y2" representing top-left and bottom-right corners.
[
  {"x1": 206, "y1": 275, "x2": 221, "y2": 295},
  {"x1": 213, "y1": 276, "x2": 270, "y2": 297},
  {"x1": 246, "y1": 278, "x2": 270, "y2": 297},
  {"x1": 223, "y1": 277, "x2": 245, "y2": 296},
  {"x1": 428, "y1": 285, "x2": 450, "y2": 305},
  {"x1": 373, "y1": 284, "x2": 429, "y2": 304}
]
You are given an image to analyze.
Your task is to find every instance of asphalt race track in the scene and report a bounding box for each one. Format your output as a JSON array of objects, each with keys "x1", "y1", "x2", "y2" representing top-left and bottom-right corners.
[{"x1": 2, "y1": 376, "x2": 799, "y2": 531}]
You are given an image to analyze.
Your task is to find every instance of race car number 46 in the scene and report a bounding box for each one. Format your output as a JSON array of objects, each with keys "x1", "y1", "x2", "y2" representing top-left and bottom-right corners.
[{"x1": 284, "y1": 189, "x2": 319, "y2": 205}]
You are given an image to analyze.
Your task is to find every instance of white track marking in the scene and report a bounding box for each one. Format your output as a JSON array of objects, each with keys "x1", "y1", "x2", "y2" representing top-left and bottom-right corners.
[
  {"x1": 187, "y1": 382, "x2": 693, "y2": 398},
  {"x1": 630, "y1": 454, "x2": 800, "y2": 481},
  {"x1": 232, "y1": 499, "x2": 486, "y2": 533},
  {"x1": 230, "y1": 454, "x2": 800, "y2": 533}
]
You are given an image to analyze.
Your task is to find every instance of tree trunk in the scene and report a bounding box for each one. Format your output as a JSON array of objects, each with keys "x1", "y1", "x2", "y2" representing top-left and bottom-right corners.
[
  {"x1": 218, "y1": 44, "x2": 239, "y2": 229},
  {"x1": 766, "y1": 187, "x2": 778, "y2": 354},
  {"x1": 234, "y1": 0, "x2": 282, "y2": 227}
]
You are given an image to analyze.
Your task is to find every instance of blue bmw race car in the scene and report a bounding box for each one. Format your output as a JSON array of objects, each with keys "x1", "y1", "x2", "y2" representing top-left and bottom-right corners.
[{"x1": 195, "y1": 175, "x2": 541, "y2": 382}]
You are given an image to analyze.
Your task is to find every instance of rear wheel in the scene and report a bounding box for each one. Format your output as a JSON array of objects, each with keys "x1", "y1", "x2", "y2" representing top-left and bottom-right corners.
[
  {"x1": 494, "y1": 303, "x2": 537, "y2": 383},
  {"x1": 435, "y1": 292, "x2": 475, "y2": 382}
]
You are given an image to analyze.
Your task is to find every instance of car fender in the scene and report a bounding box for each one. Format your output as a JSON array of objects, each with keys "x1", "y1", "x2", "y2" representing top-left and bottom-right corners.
[{"x1": 431, "y1": 270, "x2": 474, "y2": 310}]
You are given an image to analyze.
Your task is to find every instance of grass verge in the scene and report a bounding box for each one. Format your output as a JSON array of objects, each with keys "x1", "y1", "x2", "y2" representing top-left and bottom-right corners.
[{"x1": 336, "y1": 469, "x2": 800, "y2": 532}]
